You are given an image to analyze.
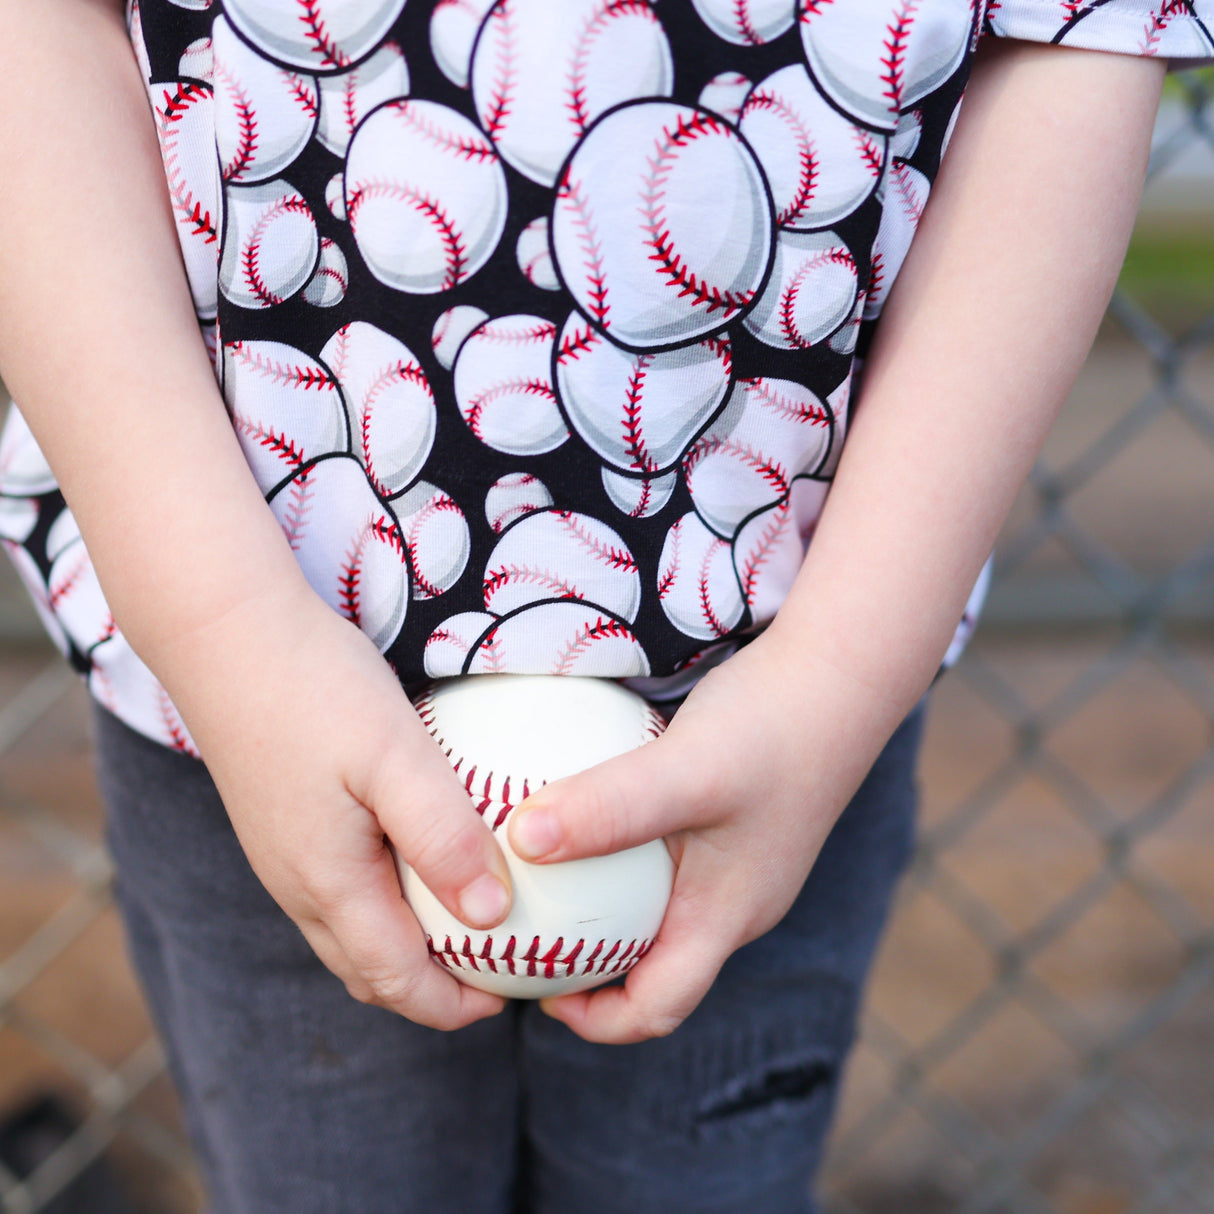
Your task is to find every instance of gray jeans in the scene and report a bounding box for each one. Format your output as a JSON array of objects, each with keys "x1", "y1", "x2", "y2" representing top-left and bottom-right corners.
[{"x1": 93, "y1": 701, "x2": 923, "y2": 1214}]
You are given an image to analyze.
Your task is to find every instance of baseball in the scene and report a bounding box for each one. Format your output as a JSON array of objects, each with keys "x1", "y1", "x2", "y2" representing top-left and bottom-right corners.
[{"x1": 400, "y1": 675, "x2": 674, "y2": 998}]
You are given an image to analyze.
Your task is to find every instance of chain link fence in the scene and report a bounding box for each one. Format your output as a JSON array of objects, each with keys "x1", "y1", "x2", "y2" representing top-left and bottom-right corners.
[{"x1": 2, "y1": 73, "x2": 1213, "y2": 1214}]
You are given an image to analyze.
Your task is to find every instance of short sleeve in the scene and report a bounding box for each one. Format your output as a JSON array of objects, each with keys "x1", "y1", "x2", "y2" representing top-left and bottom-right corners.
[{"x1": 986, "y1": 1, "x2": 1214, "y2": 62}]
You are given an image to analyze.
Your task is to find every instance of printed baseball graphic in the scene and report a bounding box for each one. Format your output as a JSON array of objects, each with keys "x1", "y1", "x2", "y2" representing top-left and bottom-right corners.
[
  {"x1": 346, "y1": 99, "x2": 508, "y2": 294},
  {"x1": 0, "y1": 407, "x2": 58, "y2": 498},
  {"x1": 432, "y1": 305, "x2": 490, "y2": 370},
  {"x1": 315, "y1": 41, "x2": 410, "y2": 156},
  {"x1": 555, "y1": 316, "x2": 732, "y2": 475},
  {"x1": 89, "y1": 634, "x2": 199, "y2": 757},
  {"x1": 485, "y1": 473, "x2": 554, "y2": 534},
  {"x1": 865, "y1": 159, "x2": 929, "y2": 319},
  {"x1": 691, "y1": 0, "x2": 796, "y2": 45},
  {"x1": 268, "y1": 455, "x2": 410, "y2": 651},
  {"x1": 743, "y1": 228, "x2": 858, "y2": 351},
  {"x1": 732, "y1": 476, "x2": 827, "y2": 621},
  {"x1": 482, "y1": 509, "x2": 640, "y2": 623},
  {"x1": 223, "y1": 340, "x2": 349, "y2": 495},
  {"x1": 179, "y1": 36, "x2": 214, "y2": 81},
  {"x1": 551, "y1": 100, "x2": 774, "y2": 351},
  {"x1": 682, "y1": 375, "x2": 833, "y2": 537},
  {"x1": 696, "y1": 71, "x2": 751, "y2": 125},
  {"x1": 471, "y1": 0, "x2": 673, "y2": 187},
  {"x1": 320, "y1": 322, "x2": 436, "y2": 498},
  {"x1": 213, "y1": 17, "x2": 318, "y2": 184},
  {"x1": 395, "y1": 481, "x2": 471, "y2": 600},
  {"x1": 48, "y1": 537, "x2": 116, "y2": 658},
  {"x1": 799, "y1": 0, "x2": 977, "y2": 132},
  {"x1": 153, "y1": 80, "x2": 220, "y2": 321},
  {"x1": 739, "y1": 64, "x2": 885, "y2": 231},
  {"x1": 516, "y1": 217, "x2": 559, "y2": 291},
  {"x1": 400, "y1": 675, "x2": 673, "y2": 998},
  {"x1": 601, "y1": 468, "x2": 677, "y2": 519},
  {"x1": 325, "y1": 172, "x2": 347, "y2": 220},
  {"x1": 424, "y1": 610, "x2": 500, "y2": 678},
  {"x1": 657, "y1": 511, "x2": 744, "y2": 640},
  {"x1": 464, "y1": 601, "x2": 650, "y2": 676},
  {"x1": 430, "y1": 0, "x2": 496, "y2": 88},
  {"x1": 223, "y1": 0, "x2": 406, "y2": 73},
  {"x1": 219, "y1": 179, "x2": 319, "y2": 310},
  {"x1": 302, "y1": 238, "x2": 350, "y2": 307},
  {"x1": 452, "y1": 315, "x2": 569, "y2": 455}
]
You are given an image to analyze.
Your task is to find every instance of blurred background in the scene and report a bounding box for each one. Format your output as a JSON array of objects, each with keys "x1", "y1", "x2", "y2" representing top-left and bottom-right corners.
[{"x1": 1, "y1": 73, "x2": 1212, "y2": 1214}]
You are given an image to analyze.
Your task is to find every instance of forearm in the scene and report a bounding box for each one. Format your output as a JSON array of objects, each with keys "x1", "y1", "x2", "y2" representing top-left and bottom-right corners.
[
  {"x1": 761, "y1": 40, "x2": 1165, "y2": 776},
  {"x1": 0, "y1": 0, "x2": 309, "y2": 680}
]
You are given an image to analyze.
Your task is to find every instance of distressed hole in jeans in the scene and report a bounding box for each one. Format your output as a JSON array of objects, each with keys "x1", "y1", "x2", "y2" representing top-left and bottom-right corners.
[{"x1": 695, "y1": 1057, "x2": 834, "y2": 1125}]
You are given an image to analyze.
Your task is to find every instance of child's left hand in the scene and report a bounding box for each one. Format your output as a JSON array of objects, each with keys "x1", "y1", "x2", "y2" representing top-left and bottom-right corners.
[{"x1": 506, "y1": 629, "x2": 899, "y2": 1044}]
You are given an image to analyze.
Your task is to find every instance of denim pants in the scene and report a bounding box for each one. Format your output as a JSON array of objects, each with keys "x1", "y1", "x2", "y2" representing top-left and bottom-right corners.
[{"x1": 93, "y1": 701, "x2": 924, "y2": 1214}]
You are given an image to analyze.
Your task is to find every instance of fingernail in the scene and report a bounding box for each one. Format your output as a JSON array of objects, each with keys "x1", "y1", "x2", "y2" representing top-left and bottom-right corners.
[
  {"x1": 458, "y1": 873, "x2": 510, "y2": 928},
  {"x1": 512, "y1": 807, "x2": 563, "y2": 860}
]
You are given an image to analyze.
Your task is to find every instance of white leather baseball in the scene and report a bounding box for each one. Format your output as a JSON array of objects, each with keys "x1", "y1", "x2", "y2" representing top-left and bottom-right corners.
[{"x1": 400, "y1": 675, "x2": 674, "y2": 998}]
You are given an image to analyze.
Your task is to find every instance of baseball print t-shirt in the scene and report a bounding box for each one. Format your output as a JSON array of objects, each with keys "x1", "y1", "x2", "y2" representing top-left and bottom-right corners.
[{"x1": 0, "y1": 0, "x2": 1210, "y2": 752}]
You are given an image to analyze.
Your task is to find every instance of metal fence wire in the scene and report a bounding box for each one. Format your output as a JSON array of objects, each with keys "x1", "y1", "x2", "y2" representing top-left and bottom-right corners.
[{"x1": 1, "y1": 73, "x2": 1213, "y2": 1214}]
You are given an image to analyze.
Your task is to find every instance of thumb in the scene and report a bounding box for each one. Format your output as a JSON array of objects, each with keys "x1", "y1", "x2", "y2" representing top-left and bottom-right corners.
[
  {"x1": 361, "y1": 717, "x2": 513, "y2": 930},
  {"x1": 508, "y1": 732, "x2": 701, "y2": 864}
]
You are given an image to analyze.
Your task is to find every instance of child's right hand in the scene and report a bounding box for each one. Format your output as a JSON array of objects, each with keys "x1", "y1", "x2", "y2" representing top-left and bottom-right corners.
[{"x1": 158, "y1": 584, "x2": 513, "y2": 1031}]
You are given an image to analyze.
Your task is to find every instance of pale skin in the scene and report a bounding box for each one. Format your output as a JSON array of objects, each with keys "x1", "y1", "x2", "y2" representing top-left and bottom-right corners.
[{"x1": 0, "y1": 2, "x2": 1164, "y2": 1043}]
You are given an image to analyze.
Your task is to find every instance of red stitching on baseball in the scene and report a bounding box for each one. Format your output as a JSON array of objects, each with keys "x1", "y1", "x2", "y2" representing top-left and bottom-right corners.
[
  {"x1": 158, "y1": 84, "x2": 219, "y2": 244},
  {"x1": 621, "y1": 355, "x2": 658, "y2": 473},
  {"x1": 626, "y1": 477, "x2": 653, "y2": 518},
  {"x1": 214, "y1": 58, "x2": 259, "y2": 181},
  {"x1": 880, "y1": 1, "x2": 919, "y2": 116},
  {"x1": 738, "y1": 377, "x2": 832, "y2": 426},
  {"x1": 358, "y1": 359, "x2": 431, "y2": 493},
  {"x1": 558, "y1": 512, "x2": 637, "y2": 572},
  {"x1": 241, "y1": 194, "x2": 313, "y2": 306},
  {"x1": 889, "y1": 160, "x2": 925, "y2": 225},
  {"x1": 279, "y1": 470, "x2": 316, "y2": 551},
  {"x1": 854, "y1": 126, "x2": 884, "y2": 180},
  {"x1": 684, "y1": 436, "x2": 789, "y2": 497},
  {"x1": 697, "y1": 537, "x2": 730, "y2": 637},
  {"x1": 157, "y1": 685, "x2": 196, "y2": 756},
  {"x1": 228, "y1": 342, "x2": 334, "y2": 390},
  {"x1": 48, "y1": 552, "x2": 89, "y2": 611},
  {"x1": 483, "y1": 562, "x2": 581, "y2": 605},
  {"x1": 731, "y1": 0, "x2": 763, "y2": 47},
  {"x1": 463, "y1": 379, "x2": 556, "y2": 441},
  {"x1": 1141, "y1": 0, "x2": 1186, "y2": 54},
  {"x1": 476, "y1": 627, "x2": 508, "y2": 674},
  {"x1": 777, "y1": 247, "x2": 856, "y2": 349},
  {"x1": 395, "y1": 100, "x2": 499, "y2": 163},
  {"x1": 338, "y1": 515, "x2": 404, "y2": 626},
  {"x1": 348, "y1": 179, "x2": 467, "y2": 289},
  {"x1": 742, "y1": 89, "x2": 818, "y2": 227},
  {"x1": 556, "y1": 322, "x2": 599, "y2": 364},
  {"x1": 289, "y1": 72, "x2": 319, "y2": 120},
  {"x1": 232, "y1": 413, "x2": 308, "y2": 471},
  {"x1": 639, "y1": 112, "x2": 756, "y2": 317},
  {"x1": 739, "y1": 502, "x2": 791, "y2": 605},
  {"x1": 558, "y1": 169, "x2": 611, "y2": 327},
  {"x1": 402, "y1": 494, "x2": 462, "y2": 597},
  {"x1": 482, "y1": 1, "x2": 518, "y2": 143},
  {"x1": 552, "y1": 615, "x2": 636, "y2": 675},
  {"x1": 481, "y1": 321, "x2": 557, "y2": 346},
  {"x1": 429, "y1": 932, "x2": 654, "y2": 978},
  {"x1": 296, "y1": 0, "x2": 350, "y2": 69},
  {"x1": 565, "y1": 1, "x2": 658, "y2": 136}
]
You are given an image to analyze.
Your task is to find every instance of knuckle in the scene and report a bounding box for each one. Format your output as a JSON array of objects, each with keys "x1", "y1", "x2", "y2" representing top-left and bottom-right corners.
[{"x1": 409, "y1": 814, "x2": 488, "y2": 887}]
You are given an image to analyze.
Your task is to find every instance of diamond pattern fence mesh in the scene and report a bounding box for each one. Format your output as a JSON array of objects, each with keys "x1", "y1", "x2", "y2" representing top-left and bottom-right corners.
[{"x1": 1, "y1": 73, "x2": 1212, "y2": 1214}]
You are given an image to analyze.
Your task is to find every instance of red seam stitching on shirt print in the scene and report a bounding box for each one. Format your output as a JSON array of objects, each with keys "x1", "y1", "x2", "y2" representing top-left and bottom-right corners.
[
  {"x1": 639, "y1": 111, "x2": 756, "y2": 317},
  {"x1": 159, "y1": 84, "x2": 219, "y2": 244},
  {"x1": 214, "y1": 58, "x2": 259, "y2": 181},
  {"x1": 228, "y1": 342, "x2": 334, "y2": 390},
  {"x1": 777, "y1": 247, "x2": 855, "y2": 349},
  {"x1": 880, "y1": 1, "x2": 920, "y2": 118},
  {"x1": 743, "y1": 89, "x2": 819, "y2": 226},
  {"x1": 558, "y1": 169, "x2": 611, "y2": 328},
  {"x1": 347, "y1": 179, "x2": 468, "y2": 289},
  {"x1": 558, "y1": 512, "x2": 637, "y2": 572},
  {"x1": 565, "y1": 1, "x2": 658, "y2": 137},
  {"x1": 553, "y1": 615, "x2": 635, "y2": 675},
  {"x1": 621, "y1": 355, "x2": 658, "y2": 473},
  {"x1": 739, "y1": 503, "x2": 791, "y2": 606},
  {"x1": 482, "y1": 0, "x2": 518, "y2": 143},
  {"x1": 296, "y1": 0, "x2": 351, "y2": 70},
  {"x1": 241, "y1": 195, "x2": 313, "y2": 306},
  {"x1": 732, "y1": 0, "x2": 763, "y2": 46}
]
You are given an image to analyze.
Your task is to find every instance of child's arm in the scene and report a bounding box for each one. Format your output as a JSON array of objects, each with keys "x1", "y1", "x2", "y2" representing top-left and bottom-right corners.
[
  {"x1": 508, "y1": 38, "x2": 1168, "y2": 1043},
  {"x1": 0, "y1": 0, "x2": 512, "y2": 1029}
]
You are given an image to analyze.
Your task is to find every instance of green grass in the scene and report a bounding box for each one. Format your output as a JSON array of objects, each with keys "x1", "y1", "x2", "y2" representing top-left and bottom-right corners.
[{"x1": 1115, "y1": 223, "x2": 1214, "y2": 331}]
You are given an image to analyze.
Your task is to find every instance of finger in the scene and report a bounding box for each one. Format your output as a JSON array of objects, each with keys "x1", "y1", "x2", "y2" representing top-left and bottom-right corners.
[
  {"x1": 358, "y1": 712, "x2": 513, "y2": 932},
  {"x1": 538, "y1": 888, "x2": 734, "y2": 1044},
  {"x1": 508, "y1": 732, "x2": 708, "y2": 864},
  {"x1": 315, "y1": 846, "x2": 508, "y2": 1030}
]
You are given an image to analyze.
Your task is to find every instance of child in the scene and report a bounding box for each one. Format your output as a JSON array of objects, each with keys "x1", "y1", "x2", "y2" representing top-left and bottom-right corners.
[{"x1": 0, "y1": 1, "x2": 1200, "y2": 1210}]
